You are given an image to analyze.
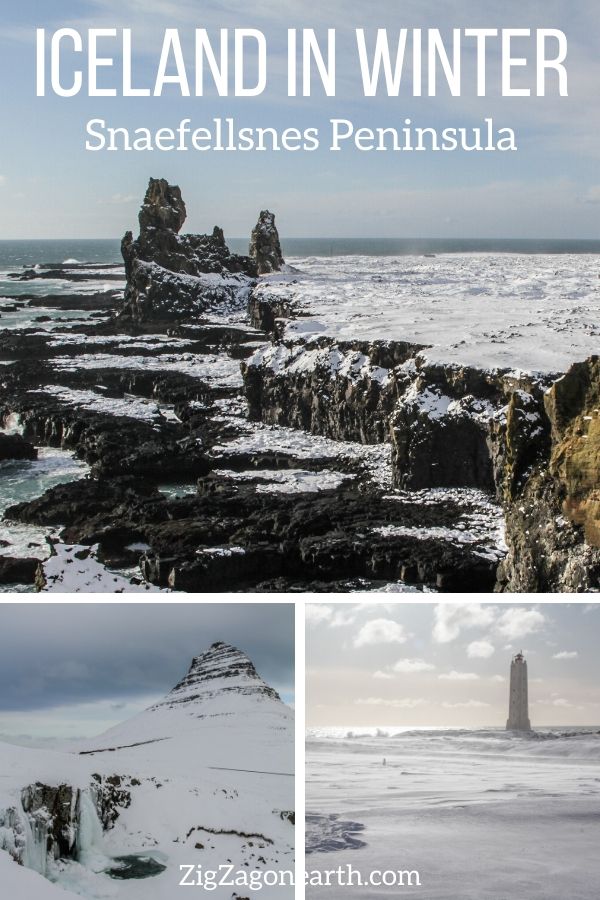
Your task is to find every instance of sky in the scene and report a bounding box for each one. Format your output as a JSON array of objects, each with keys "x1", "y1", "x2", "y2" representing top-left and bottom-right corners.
[
  {"x1": 0, "y1": 603, "x2": 294, "y2": 742},
  {"x1": 0, "y1": 1, "x2": 599, "y2": 238},
  {"x1": 306, "y1": 602, "x2": 600, "y2": 728}
]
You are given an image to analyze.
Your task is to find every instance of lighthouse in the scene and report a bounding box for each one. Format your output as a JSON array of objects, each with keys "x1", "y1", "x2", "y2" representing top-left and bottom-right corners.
[{"x1": 506, "y1": 651, "x2": 532, "y2": 732}]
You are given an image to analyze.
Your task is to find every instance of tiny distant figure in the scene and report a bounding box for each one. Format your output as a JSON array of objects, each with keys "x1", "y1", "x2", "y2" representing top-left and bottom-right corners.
[{"x1": 382, "y1": 757, "x2": 386, "y2": 766}]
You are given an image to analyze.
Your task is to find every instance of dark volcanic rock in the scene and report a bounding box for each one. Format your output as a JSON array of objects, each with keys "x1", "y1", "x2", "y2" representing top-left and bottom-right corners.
[
  {"x1": 138, "y1": 178, "x2": 187, "y2": 233},
  {"x1": 0, "y1": 432, "x2": 37, "y2": 461},
  {"x1": 118, "y1": 178, "x2": 257, "y2": 327},
  {"x1": 21, "y1": 783, "x2": 79, "y2": 860},
  {"x1": 250, "y1": 210, "x2": 285, "y2": 275},
  {"x1": 0, "y1": 555, "x2": 38, "y2": 585}
]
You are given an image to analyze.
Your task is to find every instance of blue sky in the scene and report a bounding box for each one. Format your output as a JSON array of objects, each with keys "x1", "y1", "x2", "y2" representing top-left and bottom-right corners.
[
  {"x1": 0, "y1": 604, "x2": 294, "y2": 741},
  {"x1": 0, "y1": 1, "x2": 599, "y2": 237},
  {"x1": 307, "y1": 603, "x2": 600, "y2": 727}
]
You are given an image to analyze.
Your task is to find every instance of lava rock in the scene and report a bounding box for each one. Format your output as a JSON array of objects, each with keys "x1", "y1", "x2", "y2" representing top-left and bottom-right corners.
[
  {"x1": 0, "y1": 555, "x2": 39, "y2": 585},
  {"x1": 0, "y1": 432, "x2": 38, "y2": 461},
  {"x1": 249, "y1": 210, "x2": 285, "y2": 275}
]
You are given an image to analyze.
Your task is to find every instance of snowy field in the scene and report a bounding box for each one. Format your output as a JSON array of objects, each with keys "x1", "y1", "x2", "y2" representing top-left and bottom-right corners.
[
  {"x1": 259, "y1": 254, "x2": 600, "y2": 374},
  {"x1": 0, "y1": 646, "x2": 294, "y2": 898},
  {"x1": 306, "y1": 727, "x2": 600, "y2": 899}
]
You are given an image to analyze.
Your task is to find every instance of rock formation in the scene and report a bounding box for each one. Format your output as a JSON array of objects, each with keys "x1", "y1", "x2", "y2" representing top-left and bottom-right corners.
[
  {"x1": 0, "y1": 432, "x2": 37, "y2": 461},
  {"x1": 242, "y1": 302, "x2": 600, "y2": 592},
  {"x1": 250, "y1": 210, "x2": 285, "y2": 274},
  {"x1": 118, "y1": 177, "x2": 256, "y2": 326}
]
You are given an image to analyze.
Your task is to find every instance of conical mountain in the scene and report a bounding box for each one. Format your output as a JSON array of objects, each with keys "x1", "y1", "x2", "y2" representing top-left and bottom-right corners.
[
  {"x1": 154, "y1": 640, "x2": 282, "y2": 710},
  {"x1": 75, "y1": 641, "x2": 293, "y2": 772}
]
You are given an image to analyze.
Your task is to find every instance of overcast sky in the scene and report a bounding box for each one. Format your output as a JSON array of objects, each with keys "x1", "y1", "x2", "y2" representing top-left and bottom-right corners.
[
  {"x1": 307, "y1": 603, "x2": 600, "y2": 728},
  {"x1": 1, "y1": 1, "x2": 599, "y2": 237},
  {"x1": 0, "y1": 603, "x2": 294, "y2": 743}
]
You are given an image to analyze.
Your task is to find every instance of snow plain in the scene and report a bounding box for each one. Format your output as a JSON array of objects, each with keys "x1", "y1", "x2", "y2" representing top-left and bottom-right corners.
[
  {"x1": 306, "y1": 727, "x2": 600, "y2": 899},
  {"x1": 259, "y1": 254, "x2": 600, "y2": 375}
]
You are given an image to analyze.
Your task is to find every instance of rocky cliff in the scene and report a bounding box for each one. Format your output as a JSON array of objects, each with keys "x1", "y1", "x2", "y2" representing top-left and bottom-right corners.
[
  {"x1": 497, "y1": 356, "x2": 600, "y2": 591},
  {"x1": 118, "y1": 178, "x2": 257, "y2": 326},
  {"x1": 243, "y1": 308, "x2": 600, "y2": 592}
]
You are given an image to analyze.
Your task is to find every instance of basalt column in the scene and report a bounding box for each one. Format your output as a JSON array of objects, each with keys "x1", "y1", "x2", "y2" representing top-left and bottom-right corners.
[{"x1": 506, "y1": 651, "x2": 532, "y2": 732}]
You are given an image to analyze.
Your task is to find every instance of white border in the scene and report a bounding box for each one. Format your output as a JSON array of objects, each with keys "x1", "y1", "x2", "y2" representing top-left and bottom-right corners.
[{"x1": 0, "y1": 591, "x2": 591, "y2": 604}]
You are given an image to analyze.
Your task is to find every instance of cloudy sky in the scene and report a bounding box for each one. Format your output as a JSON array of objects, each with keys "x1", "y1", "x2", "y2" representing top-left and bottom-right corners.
[
  {"x1": 0, "y1": 603, "x2": 294, "y2": 743},
  {"x1": 307, "y1": 603, "x2": 600, "y2": 727},
  {"x1": 1, "y1": 1, "x2": 599, "y2": 237}
]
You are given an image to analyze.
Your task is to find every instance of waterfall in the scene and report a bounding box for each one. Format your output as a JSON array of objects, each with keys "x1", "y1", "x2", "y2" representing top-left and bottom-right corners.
[
  {"x1": 19, "y1": 807, "x2": 49, "y2": 877},
  {"x1": 75, "y1": 789, "x2": 107, "y2": 869}
]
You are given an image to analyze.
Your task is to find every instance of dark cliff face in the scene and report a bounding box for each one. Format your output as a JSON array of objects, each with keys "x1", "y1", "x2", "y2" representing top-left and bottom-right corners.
[
  {"x1": 21, "y1": 783, "x2": 79, "y2": 860},
  {"x1": 242, "y1": 298, "x2": 600, "y2": 591},
  {"x1": 118, "y1": 178, "x2": 257, "y2": 326}
]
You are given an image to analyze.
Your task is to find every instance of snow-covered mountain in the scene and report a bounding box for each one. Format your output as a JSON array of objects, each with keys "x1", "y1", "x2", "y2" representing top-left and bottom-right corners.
[{"x1": 0, "y1": 642, "x2": 294, "y2": 899}]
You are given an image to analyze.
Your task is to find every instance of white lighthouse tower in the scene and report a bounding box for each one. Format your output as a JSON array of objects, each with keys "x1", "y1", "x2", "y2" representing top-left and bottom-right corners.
[{"x1": 506, "y1": 651, "x2": 532, "y2": 732}]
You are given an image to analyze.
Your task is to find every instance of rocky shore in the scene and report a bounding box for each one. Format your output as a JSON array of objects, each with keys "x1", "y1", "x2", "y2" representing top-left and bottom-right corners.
[{"x1": 1, "y1": 178, "x2": 597, "y2": 592}]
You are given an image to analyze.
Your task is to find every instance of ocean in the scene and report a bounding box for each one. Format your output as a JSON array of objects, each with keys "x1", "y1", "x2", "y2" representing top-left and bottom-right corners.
[{"x1": 2, "y1": 237, "x2": 600, "y2": 271}]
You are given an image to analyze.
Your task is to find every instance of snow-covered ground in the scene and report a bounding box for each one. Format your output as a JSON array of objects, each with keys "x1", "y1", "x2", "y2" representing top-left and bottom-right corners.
[
  {"x1": 0, "y1": 644, "x2": 294, "y2": 899},
  {"x1": 259, "y1": 254, "x2": 600, "y2": 374},
  {"x1": 306, "y1": 727, "x2": 600, "y2": 898},
  {"x1": 52, "y1": 351, "x2": 245, "y2": 388}
]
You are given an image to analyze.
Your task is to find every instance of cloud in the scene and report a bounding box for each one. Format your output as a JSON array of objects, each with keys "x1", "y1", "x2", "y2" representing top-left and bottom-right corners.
[
  {"x1": 306, "y1": 604, "x2": 333, "y2": 625},
  {"x1": 329, "y1": 607, "x2": 362, "y2": 627},
  {"x1": 391, "y1": 658, "x2": 435, "y2": 674},
  {"x1": 0, "y1": 175, "x2": 5, "y2": 186},
  {"x1": 438, "y1": 671, "x2": 479, "y2": 681},
  {"x1": 496, "y1": 608, "x2": 545, "y2": 640},
  {"x1": 0, "y1": 604, "x2": 294, "y2": 715},
  {"x1": 353, "y1": 619, "x2": 408, "y2": 648},
  {"x1": 537, "y1": 697, "x2": 573, "y2": 708},
  {"x1": 441, "y1": 700, "x2": 490, "y2": 709},
  {"x1": 373, "y1": 671, "x2": 393, "y2": 680},
  {"x1": 552, "y1": 650, "x2": 578, "y2": 660},
  {"x1": 433, "y1": 604, "x2": 496, "y2": 644},
  {"x1": 98, "y1": 192, "x2": 137, "y2": 205},
  {"x1": 356, "y1": 697, "x2": 426, "y2": 709},
  {"x1": 582, "y1": 185, "x2": 600, "y2": 204},
  {"x1": 467, "y1": 640, "x2": 495, "y2": 659},
  {"x1": 490, "y1": 675, "x2": 505, "y2": 683}
]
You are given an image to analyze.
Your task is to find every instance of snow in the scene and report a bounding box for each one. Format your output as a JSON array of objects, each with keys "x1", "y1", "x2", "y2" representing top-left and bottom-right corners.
[
  {"x1": 52, "y1": 353, "x2": 244, "y2": 388},
  {"x1": 0, "y1": 646, "x2": 294, "y2": 898},
  {"x1": 210, "y1": 419, "x2": 393, "y2": 488},
  {"x1": 247, "y1": 341, "x2": 391, "y2": 387},
  {"x1": 382, "y1": 487, "x2": 507, "y2": 561},
  {"x1": 257, "y1": 253, "x2": 600, "y2": 375},
  {"x1": 27, "y1": 386, "x2": 178, "y2": 427},
  {"x1": 0, "y1": 852, "x2": 74, "y2": 898},
  {"x1": 306, "y1": 727, "x2": 600, "y2": 898},
  {"x1": 38, "y1": 544, "x2": 166, "y2": 593},
  {"x1": 212, "y1": 468, "x2": 353, "y2": 493},
  {"x1": 196, "y1": 545, "x2": 247, "y2": 557}
]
